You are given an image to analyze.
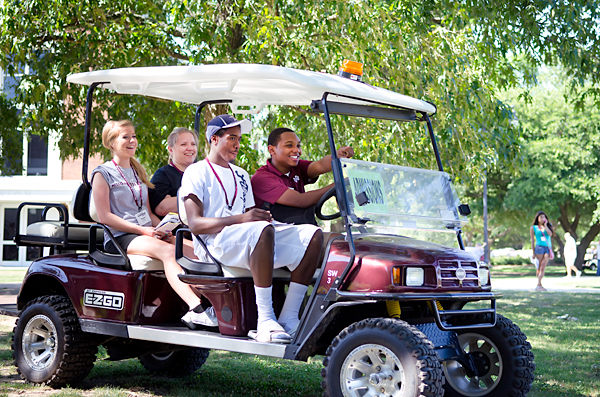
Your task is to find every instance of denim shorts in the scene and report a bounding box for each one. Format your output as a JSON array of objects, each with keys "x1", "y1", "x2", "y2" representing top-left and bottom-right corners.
[{"x1": 535, "y1": 245, "x2": 550, "y2": 255}]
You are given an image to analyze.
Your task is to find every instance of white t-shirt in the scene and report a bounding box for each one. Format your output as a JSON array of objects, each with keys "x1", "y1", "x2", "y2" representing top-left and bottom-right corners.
[
  {"x1": 180, "y1": 158, "x2": 319, "y2": 271},
  {"x1": 180, "y1": 159, "x2": 254, "y2": 241}
]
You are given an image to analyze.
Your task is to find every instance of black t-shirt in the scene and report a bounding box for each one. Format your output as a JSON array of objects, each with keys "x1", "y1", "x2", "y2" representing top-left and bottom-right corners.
[{"x1": 149, "y1": 164, "x2": 183, "y2": 216}]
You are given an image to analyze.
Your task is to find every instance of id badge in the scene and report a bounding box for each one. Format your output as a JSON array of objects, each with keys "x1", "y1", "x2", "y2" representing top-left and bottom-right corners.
[
  {"x1": 223, "y1": 208, "x2": 234, "y2": 217},
  {"x1": 541, "y1": 236, "x2": 546, "y2": 242},
  {"x1": 135, "y1": 209, "x2": 152, "y2": 225}
]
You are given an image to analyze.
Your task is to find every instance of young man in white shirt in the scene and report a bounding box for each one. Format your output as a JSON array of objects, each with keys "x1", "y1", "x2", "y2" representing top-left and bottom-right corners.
[{"x1": 179, "y1": 114, "x2": 323, "y2": 343}]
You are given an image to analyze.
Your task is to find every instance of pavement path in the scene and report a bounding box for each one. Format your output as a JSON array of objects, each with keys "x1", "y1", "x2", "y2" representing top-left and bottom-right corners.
[
  {"x1": 490, "y1": 274, "x2": 600, "y2": 293},
  {"x1": 0, "y1": 282, "x2": 20, "y2": 304}
]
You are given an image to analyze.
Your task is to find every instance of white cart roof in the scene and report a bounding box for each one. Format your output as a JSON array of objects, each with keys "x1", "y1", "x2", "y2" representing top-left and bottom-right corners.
[{"x1": 67, "y1": 64, "x2": 436, "y2": 115}]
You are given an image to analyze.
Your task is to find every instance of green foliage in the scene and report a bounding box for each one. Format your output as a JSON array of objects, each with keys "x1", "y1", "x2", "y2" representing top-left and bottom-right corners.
[
  {"x1": 0, "y1": 94, "x2": 22, "y2": 175},
  {"x1": 0, "y1": 0, "x2": 522, "y2": 182},
  {"x1": 500, "y1": 68, "x2": 600, "y2": 264}
]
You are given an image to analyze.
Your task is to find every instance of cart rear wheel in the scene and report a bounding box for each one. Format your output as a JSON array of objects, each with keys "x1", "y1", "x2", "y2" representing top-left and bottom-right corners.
[
  {"x1": 322, "y1": 318, "x2": 444, "y2": 397},
  {"x1": 139, "y1": 348, "x2": 210, "y2": 376}
]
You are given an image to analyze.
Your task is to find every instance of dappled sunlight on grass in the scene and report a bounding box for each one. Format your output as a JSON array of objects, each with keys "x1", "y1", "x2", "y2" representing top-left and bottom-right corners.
[{"x1": 2, "y1": 291, "x2": 600, "y2": 396}]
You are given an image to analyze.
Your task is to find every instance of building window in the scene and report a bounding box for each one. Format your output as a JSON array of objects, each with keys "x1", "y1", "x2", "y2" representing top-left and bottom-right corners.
[
  {"x1": 27, "y1": 135, "x2": 48, "y2": 176},
  {"x1": 1, "y1": 206, "x2": 47, "y2": 266},
  {"x1": 26, "y1": 208, "x2": 44, "y2": 260},
  {"x1": 2, "y1": 208, "x2": 18, "y2": 262}
]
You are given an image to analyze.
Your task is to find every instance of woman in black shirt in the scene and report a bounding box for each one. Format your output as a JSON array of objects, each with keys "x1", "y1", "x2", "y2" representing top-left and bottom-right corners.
[{"x1": 150, "y1": 127, "x2": 199, "y2": 217}]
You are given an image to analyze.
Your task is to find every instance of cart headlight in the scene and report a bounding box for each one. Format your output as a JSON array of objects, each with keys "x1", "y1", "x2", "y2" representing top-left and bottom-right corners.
[
  {"x1": 478, "y1": 267, "x2": 490, "y2": 286},
  {"x1": 406, "y1": 267, "x2": 424, "y2": 286}
]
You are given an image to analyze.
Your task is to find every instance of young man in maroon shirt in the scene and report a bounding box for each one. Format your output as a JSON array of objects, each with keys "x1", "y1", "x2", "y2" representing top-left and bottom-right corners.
[{"x1": 251, "y1": 127, "x2": 354, "y2": 224}]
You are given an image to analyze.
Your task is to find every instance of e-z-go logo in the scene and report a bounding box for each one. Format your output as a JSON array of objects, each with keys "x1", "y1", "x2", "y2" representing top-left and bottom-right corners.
[{"x1": 83, "y1": 289, "x2": 124, "y2": 310}]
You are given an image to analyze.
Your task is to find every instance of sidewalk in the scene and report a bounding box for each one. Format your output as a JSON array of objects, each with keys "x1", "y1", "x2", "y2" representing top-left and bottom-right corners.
[
  {"x1": 0, "y1": 282, "x2": 21, "y2": 316},
  {"x1": 491, "y1": 274, "x2": 600, "y2": 293}
]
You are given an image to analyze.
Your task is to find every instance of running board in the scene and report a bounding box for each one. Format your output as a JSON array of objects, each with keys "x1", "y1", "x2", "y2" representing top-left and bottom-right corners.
[{"x1": 80, "y1": 319, "x2": 288, "y2": 358}]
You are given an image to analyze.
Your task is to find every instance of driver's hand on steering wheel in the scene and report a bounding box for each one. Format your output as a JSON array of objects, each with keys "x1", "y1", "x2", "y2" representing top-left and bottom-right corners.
[
  {"x1": 242, "y1": 208, "x2": 273, "y2": 223},
  {"x1": 337, "y1": 146, "x2": 354, "y2": 159}
]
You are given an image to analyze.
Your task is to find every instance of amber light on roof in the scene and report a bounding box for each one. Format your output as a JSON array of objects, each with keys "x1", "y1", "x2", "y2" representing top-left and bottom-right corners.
[{"x1": 338, "y1": 60, "x2": 363, "y2": 81}]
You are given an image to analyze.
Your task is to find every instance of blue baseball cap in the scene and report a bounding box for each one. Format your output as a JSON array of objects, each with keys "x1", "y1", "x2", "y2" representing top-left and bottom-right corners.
[{"x1": 206, "y1": 114, "x2": 252, "y2": 142}]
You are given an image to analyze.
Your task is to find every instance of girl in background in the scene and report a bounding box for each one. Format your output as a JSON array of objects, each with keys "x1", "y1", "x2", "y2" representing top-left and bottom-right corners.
[{"x1": 530, "y1": 211, "x2": 553, "y2": 291}]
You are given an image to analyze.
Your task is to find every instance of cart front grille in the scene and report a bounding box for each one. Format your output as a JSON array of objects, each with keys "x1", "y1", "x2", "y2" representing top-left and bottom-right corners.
[{"x1": 438, "y1": 260, "x2": 479, "y2": 287}]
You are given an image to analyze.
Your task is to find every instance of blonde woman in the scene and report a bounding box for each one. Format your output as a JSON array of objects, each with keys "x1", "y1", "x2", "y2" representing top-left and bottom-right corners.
[
  {"x1": 91, "y1": 120, "x2": 217, "y2": 328},
  {"x1": 150, "y1": 127, "x2": 199, "y2": 217}
]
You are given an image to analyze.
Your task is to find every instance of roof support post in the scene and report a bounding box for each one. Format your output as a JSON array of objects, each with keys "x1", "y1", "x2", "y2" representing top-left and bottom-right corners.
[
  {"x1": 321, "y1": 93, "x2": 356, "y2": 294},
  {"x1": 424, "y1": 114, "x2": 443, "y2": 173},
  {"x1": 193, "y1": 100, "x2": 233, "y2": 136},
  {"x1": 82, "y1": 82, "x2": 103, "y2": 187},
  {"x1": 423, "y1": 114, "x2": 465, "y2": 250}
]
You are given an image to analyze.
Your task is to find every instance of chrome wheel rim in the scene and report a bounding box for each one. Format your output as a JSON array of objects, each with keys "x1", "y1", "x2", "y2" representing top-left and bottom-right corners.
[
  {"x1": 340, "y1": 344, "x2": 405, "y2": 397},
  {"x1": 22, "y1": 314, "x2": 58, "y2": 371},
  {"x1": 444, "y1": 333, "x2": 503, "y2": 397}
]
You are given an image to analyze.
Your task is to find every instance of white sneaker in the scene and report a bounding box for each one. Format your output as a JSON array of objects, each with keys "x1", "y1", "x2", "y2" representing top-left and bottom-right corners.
[
  {"x1": 576, "y1": 270, "x2": 582, "y2": 278},
  {"x1": 248, "y1": 319, "x2": 291, "y2": 344},
  {"x1": 181, "y1": 306, "x2": 218, "y2": 329}
]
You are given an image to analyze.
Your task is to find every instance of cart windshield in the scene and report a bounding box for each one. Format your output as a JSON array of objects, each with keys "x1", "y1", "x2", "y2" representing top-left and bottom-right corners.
[{"x1": 341, "y1": 159, "x2": 466, "y2": 234}]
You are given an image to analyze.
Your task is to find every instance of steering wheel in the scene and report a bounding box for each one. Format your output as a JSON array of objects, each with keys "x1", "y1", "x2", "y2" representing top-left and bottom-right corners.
[{"x1": 316, "y1": 187, "x2": 341, "y2": 220}]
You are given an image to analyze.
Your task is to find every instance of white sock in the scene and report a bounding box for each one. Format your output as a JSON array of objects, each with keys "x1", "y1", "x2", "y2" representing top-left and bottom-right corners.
[
  {"x1": 254, "y1": 285, "x2": 277, "y2": 330},
  {"x1": 278, "y1": 282, "x2": 308, "y2": 332}
]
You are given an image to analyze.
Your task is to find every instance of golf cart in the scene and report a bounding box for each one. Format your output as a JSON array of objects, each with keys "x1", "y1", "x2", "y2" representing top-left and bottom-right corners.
[{"x1": 10, "y1": 63, "x2": 534, "y2": 397}]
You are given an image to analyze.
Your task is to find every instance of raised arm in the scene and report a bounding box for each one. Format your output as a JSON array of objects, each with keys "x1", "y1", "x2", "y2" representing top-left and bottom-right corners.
[
  {"x1": 530, "y1": 226, "x2": 536, "y2": 256},
  {"x1": 184, "y1": 194, "x2": 272, "y2": 235},
  {"x1": 306, "y1": 146, "x2": 354, "y2": 179}
]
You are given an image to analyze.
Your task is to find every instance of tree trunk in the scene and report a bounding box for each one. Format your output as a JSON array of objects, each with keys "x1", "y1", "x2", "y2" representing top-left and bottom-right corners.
[{"x1": 576, "y1": 223, "x2": 600, "y2": 270}]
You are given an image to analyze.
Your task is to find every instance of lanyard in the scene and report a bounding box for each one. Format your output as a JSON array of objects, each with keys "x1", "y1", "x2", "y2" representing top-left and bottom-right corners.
[
  {"x1": 170, "y1": 161, "x2": 184, "y2": 176},
  {"x1": 206, "y1": 159, "x2": 237, "y2": 210},
  {"x1": 112, "y1": 160, "x2": 143, "y2": 210}
]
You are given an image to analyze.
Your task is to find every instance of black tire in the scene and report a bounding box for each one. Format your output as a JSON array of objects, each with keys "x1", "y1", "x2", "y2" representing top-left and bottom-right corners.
[
  {"x1": 12, "y1": 295, "x2": 98, "y2": 388},
  {"x1": 139, "y1": 348, "x2": 210, "y2": 376},
  {"x1": 321, "y1": 318, "x2": 444, "y2": 397},
  {"x1": 443, "y1": 315, "x2": 535, "y2": 397}
]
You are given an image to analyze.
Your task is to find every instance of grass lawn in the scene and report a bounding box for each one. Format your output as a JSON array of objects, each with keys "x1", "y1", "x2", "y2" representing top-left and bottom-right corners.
[
  {"x1": 1, "y1": 291, "x2": 600, "y2": 396},
  {"x1": 0, "y1": 268, "x2": 27, "y2": 283}
]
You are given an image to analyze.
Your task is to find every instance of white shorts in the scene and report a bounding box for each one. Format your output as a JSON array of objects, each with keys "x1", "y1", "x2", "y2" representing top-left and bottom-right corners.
[{"x1": 195, "y1": 221, "x2": 320, "y2": 271}]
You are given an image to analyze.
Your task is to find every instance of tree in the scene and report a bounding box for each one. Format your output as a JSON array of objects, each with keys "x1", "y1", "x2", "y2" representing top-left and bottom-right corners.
[
  {"x1": 0, "y1": 93, "x2": 22, "y2": 175},
  {"x1": 0, "y1": 0, "x2": 519, "y2": 180},
  {"x1": 501, "y1": 68, "x2": 600, "y2": 268}
]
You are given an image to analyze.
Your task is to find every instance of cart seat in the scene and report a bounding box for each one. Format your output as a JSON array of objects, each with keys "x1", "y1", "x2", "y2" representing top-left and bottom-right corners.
[
  {"x1": 85, "y1": 184, "x2": 165, "y2": 272},
  {"x1": 176, "y1": 190, "x2": 326, "y2": 279},
  {"x1": 26, "y1": 221, "x2": 103, "y2": 242},
  {"x1": 128, "y1": 255, "x2": 165, "y2": 271}
]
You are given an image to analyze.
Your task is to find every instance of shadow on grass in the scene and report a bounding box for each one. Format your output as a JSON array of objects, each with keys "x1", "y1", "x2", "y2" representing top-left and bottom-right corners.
[{"x1": 0, "y1": 352, "x2": 324, "y2": 397}]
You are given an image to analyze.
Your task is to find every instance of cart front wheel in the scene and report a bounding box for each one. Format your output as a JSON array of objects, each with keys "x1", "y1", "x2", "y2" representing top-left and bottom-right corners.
[
  {"x1": 443, "y1": 315, "x2": 534, "y2": 397},
  {"x1": 322, "y1": 318, "x2": 444, "y2": 397}
]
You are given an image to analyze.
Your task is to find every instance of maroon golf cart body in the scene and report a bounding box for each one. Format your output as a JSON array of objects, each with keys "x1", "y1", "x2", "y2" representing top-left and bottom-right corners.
[{"x1": 8, "y1": 64, "x2": 534, "y2": 397}]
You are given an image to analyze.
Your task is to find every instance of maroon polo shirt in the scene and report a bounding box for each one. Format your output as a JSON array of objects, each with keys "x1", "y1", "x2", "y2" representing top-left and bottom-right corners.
[{"x1": 251, "y1": 159, "x2": 318, "y2": 209}]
